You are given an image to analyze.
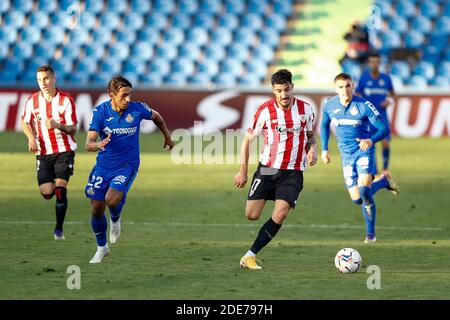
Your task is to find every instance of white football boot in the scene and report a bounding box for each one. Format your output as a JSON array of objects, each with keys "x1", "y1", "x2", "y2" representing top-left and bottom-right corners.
[
  {"x1": 89, "y1": 245, "x2": 110, "y2": 264},
  {"x1": 109, "y1": 217, "x2": 121, "y2": 244}
]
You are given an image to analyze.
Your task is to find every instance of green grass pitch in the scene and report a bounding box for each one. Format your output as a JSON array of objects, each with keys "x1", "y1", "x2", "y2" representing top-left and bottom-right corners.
[{"x1": 0, "y1": 132, "x2": 449, "y2": 299}]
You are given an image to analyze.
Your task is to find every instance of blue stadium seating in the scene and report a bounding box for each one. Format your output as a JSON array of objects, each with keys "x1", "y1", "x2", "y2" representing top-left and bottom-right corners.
[{"x1": 29, "y1": 11, "x2": 50, "y2": 28}]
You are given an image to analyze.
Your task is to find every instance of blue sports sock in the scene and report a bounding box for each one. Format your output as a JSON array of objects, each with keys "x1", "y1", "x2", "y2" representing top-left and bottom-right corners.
[
  {"x1": 109, "y1": 203, "x2": 123, "y2": 223},
  {"x1": 371, "y1": 175, "x2": 389, "y2": 195},
  {"x1": 359, "y1": 186, "x2": 377, "y2": 236},
  {"x1": 382, "y1": 148, "x2": 390, "y2": 171},
  {"x1": 91, "y1": 214, "x2": 107, "y2": 246}
]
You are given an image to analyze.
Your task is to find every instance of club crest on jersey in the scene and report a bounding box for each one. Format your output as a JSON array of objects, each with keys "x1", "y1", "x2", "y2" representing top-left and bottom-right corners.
[
  {"x1": 125, "y1": 114, "x2": 134, "y2": 123},
  {"x1": 379, "y1": 79, "x2": 385, "y2": 86},
  {"x1": 350, "y1": 106, "x2": 359, "y2": 116}
]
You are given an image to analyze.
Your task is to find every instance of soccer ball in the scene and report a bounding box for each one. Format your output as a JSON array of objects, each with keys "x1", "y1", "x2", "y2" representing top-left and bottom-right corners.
[{"x1": 335, "y1": 248, "x2": 362, "y2": 273}]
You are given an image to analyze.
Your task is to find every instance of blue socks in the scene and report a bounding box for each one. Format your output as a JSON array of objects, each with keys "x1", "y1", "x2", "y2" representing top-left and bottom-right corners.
[
  {"x1": 359, "y1": 186, "x2": 376, "y2": 236},
  {"x1": 382, "y1": 148, "x2": 390, "y2": 171},
  {"x1": 371, "y1": 175, "x2": 389, "y2": 194},
  {"x1": 109, "y1": 202, "x2": 123, "y2": 223},
  {"x1": 91, "y1": 214, "x2": 107, "y2": 247}
]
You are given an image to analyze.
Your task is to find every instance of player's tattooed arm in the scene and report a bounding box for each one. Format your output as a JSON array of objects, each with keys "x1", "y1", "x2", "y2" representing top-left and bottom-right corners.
[
  {"x1": 45, "y1": 118, "x2": 77, "y2": 135},
  {"x1": 306, "y1": 131, "x2": 318, "y2": 166}
]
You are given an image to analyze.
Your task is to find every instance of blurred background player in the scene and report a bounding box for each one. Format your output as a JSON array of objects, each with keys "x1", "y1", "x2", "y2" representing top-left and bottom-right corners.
[
  {"x1": 321, "y1": 73, "x2": 399, "y2": 243},
  {"x1": 21, "y1": 65, "x2": 78, "y2": 240},
  {"x1": 356, "y1": 52, "x2": 396, "y2": 176},
  {"x1": 85, "y1": 76, "x2": 173, "y2": 263},
  {"x1": 234, "y1": 69, "x2": 318, "y2": 269}
]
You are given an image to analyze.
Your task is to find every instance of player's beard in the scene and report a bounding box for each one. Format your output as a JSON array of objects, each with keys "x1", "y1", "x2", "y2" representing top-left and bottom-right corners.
[{"x1": 279, "y1": 97, "x2": 292, "y2": 109}]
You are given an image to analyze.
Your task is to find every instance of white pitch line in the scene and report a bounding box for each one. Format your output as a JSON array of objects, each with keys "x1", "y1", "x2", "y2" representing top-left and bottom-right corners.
[{"x1": 0, "y1": 220, "x2": 446, "y2": 232}]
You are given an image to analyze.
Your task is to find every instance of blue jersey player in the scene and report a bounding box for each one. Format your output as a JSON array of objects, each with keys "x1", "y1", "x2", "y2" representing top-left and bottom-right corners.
[
  {"x1": 356, "y1": 52, "x2": 395, "y2": 175},
  {"x1": 321, "y1": 73, "x2": 399, "y2": 243},
  {"x1": 85, "y1": 76, "x2": 173, "y2": 263}
]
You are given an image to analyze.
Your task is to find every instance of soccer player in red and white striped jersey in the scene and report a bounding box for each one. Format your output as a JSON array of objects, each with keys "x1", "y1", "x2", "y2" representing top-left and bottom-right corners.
[
  {"x1": 21, "y1": 65, "x2": 78, "y2": 240},
  {"x1": 234, "y1": 69, "x2": 318, "y2": 269}
]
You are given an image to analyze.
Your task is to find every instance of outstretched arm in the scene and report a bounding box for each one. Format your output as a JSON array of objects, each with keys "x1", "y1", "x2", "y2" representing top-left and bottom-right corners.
[{"x1": 151, "y1": 110, "x2": 174, "y2": 150}]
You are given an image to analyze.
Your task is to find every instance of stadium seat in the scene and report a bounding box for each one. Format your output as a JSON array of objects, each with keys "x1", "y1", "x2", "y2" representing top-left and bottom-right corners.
[
  {"x1": 437, "y1": 61, "x2": 450, "y2": 77},
  {"x1": 0, "y1": 44, "x2": 9, "y2": 59},
  {"x1": 107, "y1": 0, "x2": 128, "y2": 13},
  {"x1": 395, "y1": 1, "x2": 417, "y2": 18},
  {"x1": 429, "y1": 76, "x2": 450, "y2": 87},
  {"x1": 130, "y1": 0, "x2": 151, "y2": 13},
  {"x1": 52, "y1": 57, "x2": 74, "y2": 75},
  {"x1": 99, "y1": 58, "x2": 121, "y2": 75},
  {"x1": 411, "y1": 16, "x2": 433, "y2": 34},
  {"x1": 172, "y1": 57, "x2": 195, "y2": 76},
  {"x1": 197, "y1": 59, "x2": 219, "y2": 77},
  {"x1": 388, "y1": 15, "x2": 409, "y2": 34},
  {"x1": 2, "y1": 57, "x2": 24, "y2": 73},
  {"x1": 220, "y1": 59, "x2": 244, "y2": 76},
  {"x1": 419, "y1": 1, "x2": 439, "y2": 18},
  {"x1": 137, "y1": 27, "x2": 160, "y2": 44},
  {"x1": 85, "y1": 0, "x2": 104, "y2": 13},
  {"x1": 100, "y1": 12, "x2": 121, "y2": 30},
  {"x1": 29, "y1": 11, "x2": 50, "y2": 28},
  {"x1": 241, "y1": 13, "x2": 264, "y2": 30},
  {"x1": 153, "y1": 0, "x2": 175, "y2": 14},
  {"x1": 90, "y1": 72, "x2": 114, "y2": 86},
  {"x1": 0, "y1": 26, "x2": 17, "y2": 44},
  {"x1": 172, "y1": 13, "x2": 192, "y2": 29},
  {"x1": 374, "y1": 0, "x2": 392, "y2": 18},
  {"x1": 148, "y1": 58, "x2": 171, "y2": 76},
  {"x1": 67, "y1": 28, "x2": 89, "y2": 46},
  {"x1": 51, "y1": 11, "x2": 72, "y2": 28},
  {"x1": 379, "y1": 30, "x2": 401, "y2": 53},
  {"x1": 179, "y1": 43, "x2": 201, "y2": 60},
  {"x1": 38, "y1": 0, "x2": 58, "y2": 12},
  {"x1": 234, "y1": 28, "x2": 257, "y2": 46},
  {"x1": 238, "y1": 74, "x2": 262, "y2": 86},
  {"x1": 108, "y1": 43, "x2": 130, "y2": 61},
  {"x1": 404, "y1": 31, "x2": 425, "y2": 49},
  {"x1": 0, "y1": 0, "x2": 10, "y2": 13},
  {"x1": 3, "y1": 11, "x2": 26, "y2": 28},
  {"x1": 21, "y1": 27, "x2": 42, "y2": 45},
  {"x1": 265, "y1": 14, "x2": 287, "y2": 31},
  {"x1": 146, "y1": 12, "x2": 168, "y2": 30},
  {"x1": 42, "y1": 26, "x2": 65, "y2": 45},
  {"x1": 224, "y1": 0, "x2": 245, "y2": 14},
  {"x1": 436, "y1": 17, "x2": 450, "y2": 33},
  {"x1": 123, "y1": 12, "x2": 145, "y2": 30},
  {"x1": 217, "y1": 13, "x2": 239, "y2": 29},
  {"x1": 91, "y1": 27, "x2": 112, "y2": 45},
  {"x1": 189, "y1": 72, "x2": 211, "y2": 85},
  {"x1": 75, "y1": 57, "x2": 98, "y2": 74},
  {"x1": 66, "y1": 71, "x2": 90, "y2": 86},
  {"x1": 246, "y1": 60, "x2": 268, "y2": 78},
  {"x1": 258, "y1": 29, "x2": 280, "y2": 48},
  {"x1": 248, "y1": 0, "x2": 268, "y2": 15},
  {"x1": 179, "y1": 0, "x2": 198, "y2": 14},
  {"x1": 121, "y1": 72, "x2": 139, "y2": 86},
  {"x1": 213, "y1": 73, "x2": 236, "y2": 86},
  {"x1": 84, "y1": 44, "x2": 106, "y2": 60},
  {"x1": 123, "y1": 58, "x2": 147, "y2": 74},
  {"x1": 19, "y1": 70, "x2": 39, "y2": 86},
  {"x1": 139, "y1": 73, "x2": 162, "y2": 86},
  {"x1": 186, "y1": 28, "x2": 209, "y2": 46},
  {"x1": 0, "y1": 71, "x2": 18, "y2": 84},
  {"x1": 25, "y1": 57, "x2": 49, "y2": 72},
  {"x1": 34, "y1": 42, "x2": 57, "y2": 60},
  {"x1": 60, "y1": 0, "x2": 80, "y2": 11},
  {"x1": 203, "y1": 45, "x2": 226, "y2": 60},
  {"x1": 413, "y1": 61, "x2": 435, "y2": 81},
  {"x1": 116, "y1": 29, "x2": 137, "y2": 44},
  {"x1": 444, "y1": 2, "x2": 450, "y2": 17},
  {"x1": 62, "y1": 43, "x2": 82, "y2": 60},
  {"x1": 12, "y1": 0, "x2": 33, "y2": 12},
  {"x1": 273, "y1": 0, "x2": 293, "y2": 17},
  {"x1": 131, "y1": 41, "x2": 154, "y2": 61},
  {"x1": 421, "y1": 46, "x2": 441, "y2": 65},
  {"x1": 390, "y1": 61, "x2": 411, "y2": 81},
  {"x1": 428, "y1": 32, "x2": 449, "y2": 50},
  {"x1": 155, "y1": 43, "x2": 177, "y2": 60},
  {"x1": 227, "y1": 43, "x2": 250, "y2": 61},
  {"x1": 193, "y1": 12, "x2": 216, "y2": 29},
  {"x1": 164, "y1": 72, "x2": 187, "y2": 86},
  {"x1": 199, "y1": 0, "x2": 222, "y2": 14},
  {"x1": 163, "y1": 28, "x2": 185, "y2": 46},
  {"x1": 252, "y1": 44, "x2": 275, "y2": 62},
  {"x1": 406, "y1": 75, "x2": 427, "y2": 87},
  {"x1": 210, "y1": 28, "x2": 232, "y2": 46}
]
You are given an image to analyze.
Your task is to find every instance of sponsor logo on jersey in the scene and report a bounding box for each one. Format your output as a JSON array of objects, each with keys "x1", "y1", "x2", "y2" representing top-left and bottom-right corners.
[
  {"x1": 111, "y1": 127, "x2": 137, "y2": 135},
  {"x1": 103, "y1": 126, "x2": 113, "y2": 135},
  {"x1": 275, "y1": 126, "x2": 303, "y2": 133},
  {"x1": 331, "y1": 118, "x2": 362, "y2": 126}
]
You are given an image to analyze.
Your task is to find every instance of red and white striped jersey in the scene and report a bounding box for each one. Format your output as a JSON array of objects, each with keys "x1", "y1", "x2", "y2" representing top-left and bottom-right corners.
[
  {"x1": 22, "y1": 90, "x2": 77, "y2": 155},
  {"x1": 248, "y1": 98, "x2": 315, "y2": 171}
]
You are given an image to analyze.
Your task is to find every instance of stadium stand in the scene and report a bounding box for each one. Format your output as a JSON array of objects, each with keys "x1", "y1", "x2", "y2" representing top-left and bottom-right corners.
[{"x1": 0, "y1": 0, "x2": 298, "y2": 88}]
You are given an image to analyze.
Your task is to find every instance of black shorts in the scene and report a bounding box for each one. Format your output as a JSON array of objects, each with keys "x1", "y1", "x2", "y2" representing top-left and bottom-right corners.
[
  {"x1": 36, "y1": 151, "x2": 75, "y2": 185},
  {"x1": 247, "y1": 164, "x2": 304, "y2": 209}
]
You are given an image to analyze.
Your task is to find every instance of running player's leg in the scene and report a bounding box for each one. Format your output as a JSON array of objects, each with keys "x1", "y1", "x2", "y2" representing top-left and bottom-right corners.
[{"x1": 53, "y1": 151, "x2": 75, "y2": 239}]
